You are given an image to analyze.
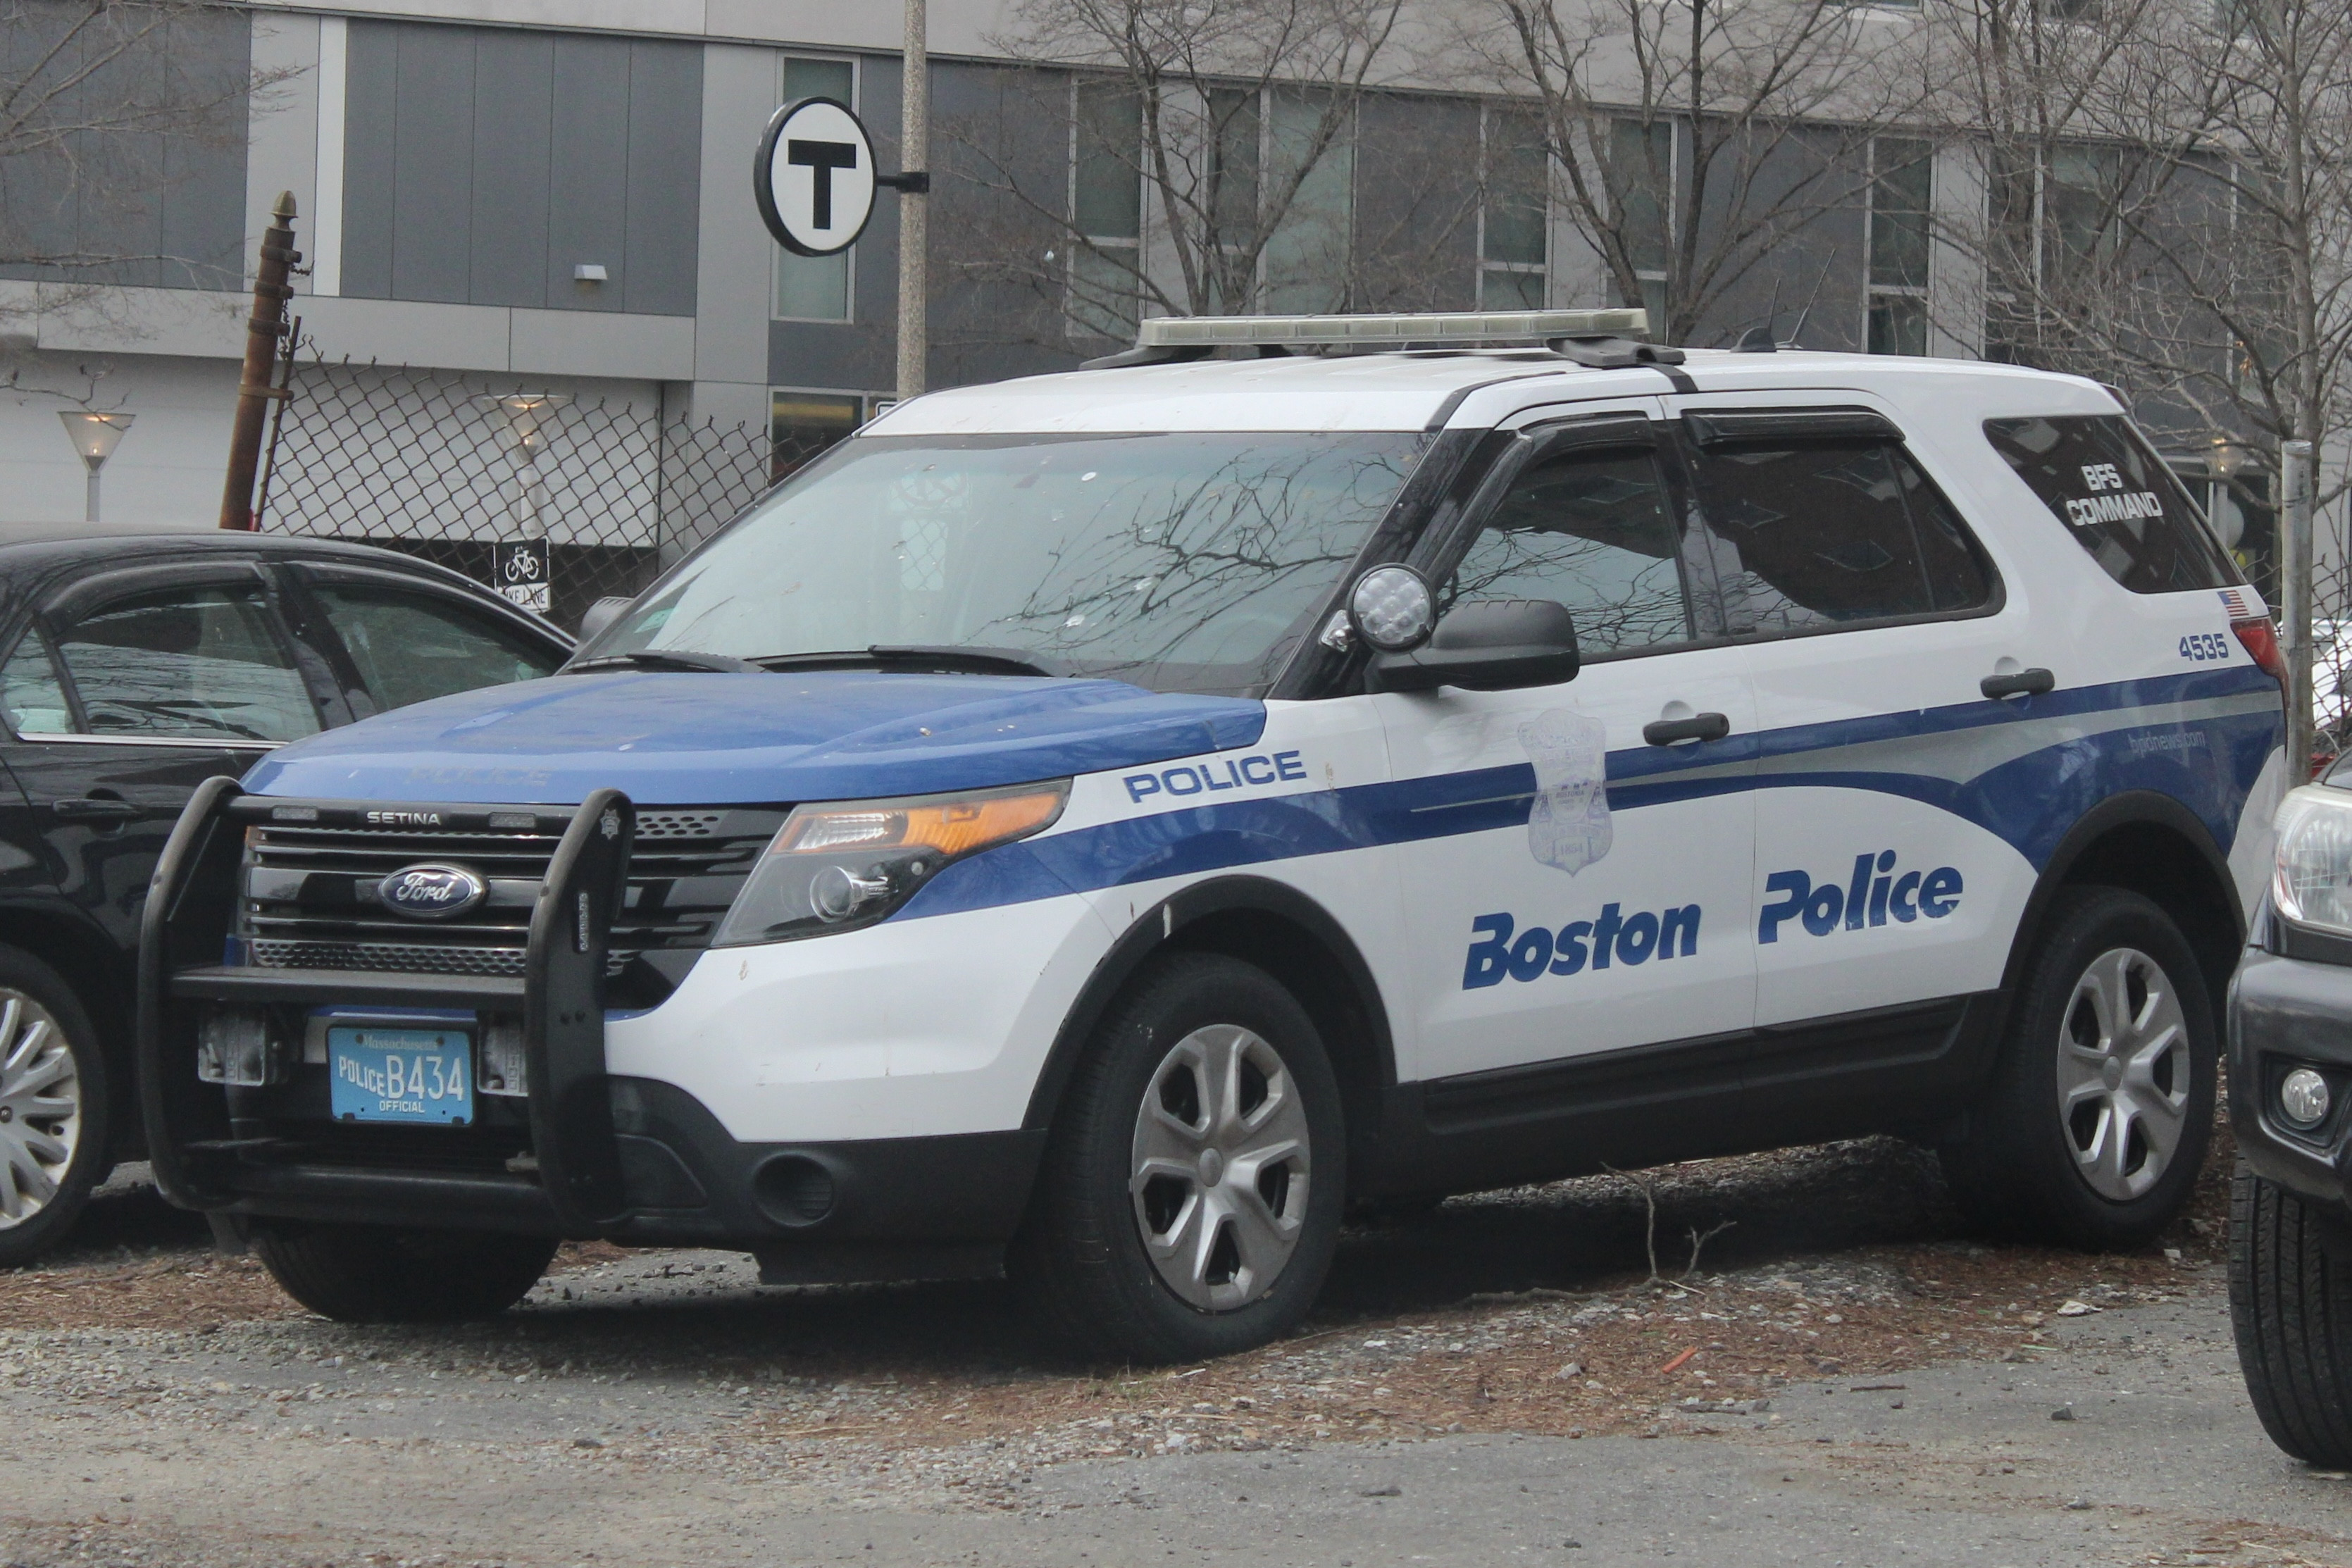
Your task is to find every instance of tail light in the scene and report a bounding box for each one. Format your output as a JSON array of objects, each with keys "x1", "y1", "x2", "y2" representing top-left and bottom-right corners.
[{"x1": 2235, "y1": 616, "x2": 2288, "y2": 685}]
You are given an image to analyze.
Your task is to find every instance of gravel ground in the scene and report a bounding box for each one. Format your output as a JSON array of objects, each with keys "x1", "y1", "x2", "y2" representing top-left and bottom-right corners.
[{"x1": 3, "y1": 1135, "x2": 2346, "y2": 1566}]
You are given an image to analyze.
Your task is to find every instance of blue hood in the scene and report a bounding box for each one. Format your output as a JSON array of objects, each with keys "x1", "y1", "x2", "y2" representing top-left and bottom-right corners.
[{"x1": 244, "y1": 671, "x2": 1267, "y2": 806}]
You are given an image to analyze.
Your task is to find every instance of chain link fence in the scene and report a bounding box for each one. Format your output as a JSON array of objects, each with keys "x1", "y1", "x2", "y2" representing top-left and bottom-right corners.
[{"x1": 254, "y1": 352, "x2": 778, "y2": 633}]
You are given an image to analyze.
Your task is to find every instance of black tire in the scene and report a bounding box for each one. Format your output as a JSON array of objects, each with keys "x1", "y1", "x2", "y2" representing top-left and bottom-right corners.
[
  {"x1": 253, "y1": 1222, "x2": 559, "y2": 1322},
  {"x1": 1941, "y1": 885, "x2": 2216, "y2": 1249},
  {"x1": 2231, "y1": 1161, "x2": 2352, "y2": 1466},
  {"x1": 0, "y1": 945, "x2": 110, "y2": 1268},
  {"x1": 1012, "y1": 952, "x2": 1347, "y2": 1364}
]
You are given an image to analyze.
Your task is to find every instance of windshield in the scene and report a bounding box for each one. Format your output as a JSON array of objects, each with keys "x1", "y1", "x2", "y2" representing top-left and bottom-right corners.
[{"x1": 590, "y1": 431, "x2": 1428, "y2": 695}]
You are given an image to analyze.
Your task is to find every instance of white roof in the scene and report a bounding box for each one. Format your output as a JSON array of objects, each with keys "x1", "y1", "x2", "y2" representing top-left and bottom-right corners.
[{"x1": 866, "y1": 349, "x2": 2117, "y2": 437}]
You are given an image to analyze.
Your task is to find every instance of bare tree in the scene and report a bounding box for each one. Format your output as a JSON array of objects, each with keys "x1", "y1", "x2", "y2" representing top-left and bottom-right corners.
[
  {"x1": 1475, "y1": 0, "x2": 1935, "y2": 346},
  {"x1": 0, "y1": 1, "x2": 270, "y2": 289},
  {"x1": 945, "y1": 0, "x2": 1474, "y2": 346}
]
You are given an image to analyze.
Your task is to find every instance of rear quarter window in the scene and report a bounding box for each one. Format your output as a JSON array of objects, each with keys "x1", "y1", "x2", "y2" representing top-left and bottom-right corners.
[{"x1": 1983, "y1": 414, "x2": 2237, "y2": 593}]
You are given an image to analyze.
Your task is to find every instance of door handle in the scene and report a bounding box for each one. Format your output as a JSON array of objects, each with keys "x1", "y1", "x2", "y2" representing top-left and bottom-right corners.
[
  {"x1": 52, "y1": 797, "x2": 138, "y2": 821},
  {"x1": 1981, "y1": 668, "x2": 2055, "y2": 700},
  {"x1": 1643, "y1": 711, "x2": 1731, "y2": 746}
]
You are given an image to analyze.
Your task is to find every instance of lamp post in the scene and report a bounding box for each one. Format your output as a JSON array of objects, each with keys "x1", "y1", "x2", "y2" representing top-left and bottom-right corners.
[
  {"x1": 473, "y1": 393, "x2": 571, "y2": 614},
  {"x1": 58, "y1": 411, "x2": 135, "y2": 524},
  {"x1": 897, "y1": 0, "x2": 927, "y2": 401}
]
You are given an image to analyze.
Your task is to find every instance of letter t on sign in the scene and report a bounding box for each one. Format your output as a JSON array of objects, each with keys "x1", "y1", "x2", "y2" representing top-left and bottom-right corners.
[{"x1": 788, "y1": 139, "x2": 859, "y2": 228}]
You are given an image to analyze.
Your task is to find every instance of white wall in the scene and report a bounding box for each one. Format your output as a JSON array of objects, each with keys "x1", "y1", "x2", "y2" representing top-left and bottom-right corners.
[{"x1": 0, "y1": 353, "x2": 242, "y2": 528}]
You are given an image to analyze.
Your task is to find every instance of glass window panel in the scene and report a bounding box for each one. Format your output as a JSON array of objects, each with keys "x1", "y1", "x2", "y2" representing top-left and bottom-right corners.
[
  {"x1": 1892, "y1": 450, "x2": 1996, "y2": 611},
  {"x1": 1482, "y1": 267, "x2": 1547, "y2": 310},
  {"x1": 1484, "y1": 110, "x2": 1548, "y2": 268},
  {"x1": 1608, "y1": 120, "x2": 1672, "y2": 276},
  {"x1": 313, "y1": 586, "x2": 559, "y2": 713},
  {"x1": 1867, "y1": 293, "x2": 1927, "y2": 356},
  {"x1": 56, "y1": 585, "x2": 319, "y2": 742},
  {"x1": 1075, "y1": 82, "x2": 1142, "y2": 240},
  {"x1": 599, "y1": 431, "x2": 1428, "y2": 697},
  {"x1": 1069, "y1": 244, "x2": 1140, "y2": 340},
  {"x1": 1209, "y1": 87, "x2": 1261, "y2": 243},
  {"x1": 0, "y1": 633, "x2": 71, "y2": 735},
  {"x1": 1263, "y1": 91, "x2": 1353, "y2": 313},
  {"x1": 774, "y1": 58, "x2": 858, "y2": 322},
  {"x1": 1868, "y1": 138, "x2": 1932, "y2": 290},
  {"x1": 1984, "y1": 415, "x2": 2236, "y2": 593},
  {"x1": 1689, "y1": 441, "x2": 1936, "y2": 630},
  {"x1": 1448, "y1": 449, "x2": 1691, "y2": 657},
  {"x1": 771, "y1": 392, "x2": 864, "y2": 483}
]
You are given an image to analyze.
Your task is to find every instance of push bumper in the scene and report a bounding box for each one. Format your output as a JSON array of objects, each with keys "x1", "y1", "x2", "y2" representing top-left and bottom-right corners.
[
  {"x1": 2229, "y1": 944, "x2": 2352, "y2": 1211},
  {"x1": 137, "y1": 781, "x2": 1043, "y2": 1280}
]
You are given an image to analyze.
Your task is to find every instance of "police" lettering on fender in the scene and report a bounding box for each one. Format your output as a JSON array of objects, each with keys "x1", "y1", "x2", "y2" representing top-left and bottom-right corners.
[
  {"x1": 1463, "y1": 903, "x2": 1701, "y2": 990},
  {"x1": 1124, "y1": 750, "x2": 1307, "y2": 804},
  {"x1": 1758, "y1": 851, "x2": 1961, "y2": 944}
]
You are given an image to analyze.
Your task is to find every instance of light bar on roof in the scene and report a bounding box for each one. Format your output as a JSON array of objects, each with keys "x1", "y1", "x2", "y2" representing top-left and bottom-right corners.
[{"x1": 1136, "y1": 308, "x2": 1650, "y2": 349}]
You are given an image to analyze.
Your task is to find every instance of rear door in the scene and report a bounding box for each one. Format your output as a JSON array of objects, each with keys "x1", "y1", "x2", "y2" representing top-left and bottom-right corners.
[
  {"x1": 0, "y1": 564, "x2": 325, "y2": 959},
  {"x1": 1378, "y1": 397, "x2": 1760, "y2": 1084},
  {"x1": 1660, "y1": 394, "x2": 2022, "y2": 1073}
]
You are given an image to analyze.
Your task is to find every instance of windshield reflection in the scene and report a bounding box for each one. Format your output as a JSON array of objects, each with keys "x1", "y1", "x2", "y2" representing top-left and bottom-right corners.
[{"x1": 595, "y1": 432, "x2": 1428, "y2": 696}]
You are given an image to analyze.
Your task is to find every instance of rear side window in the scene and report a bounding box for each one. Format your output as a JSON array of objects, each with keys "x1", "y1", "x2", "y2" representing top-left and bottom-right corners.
[
  {"x1": 1983, "y1": 415, "x2": 2235, "y2": 594},
  {"x1": 1684, "y1": 437, "x2": 1996, "y2": 635}
]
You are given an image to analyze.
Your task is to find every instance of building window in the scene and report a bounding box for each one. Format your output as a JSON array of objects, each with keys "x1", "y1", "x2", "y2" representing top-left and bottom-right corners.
[
  {"x1": 1206, "y1": 86, "x2": 1261, "y2": 311},
  {"x1": 1867, "y1": 137, "x2": 1932, "y2": 356},
  {"x1": 770, "y1": 391, "x2": 866, "y2": 482},
  {"x1": 775, "y1": 56, "x2": 857, "y2": 323},
  {"x1": 1070, "y1": 81, "x2": 1143, "y2": 341},
  {"x1": 1481, "y1": 106, "x2": 1548, "y2": 310},
  {"x1": 1608, "y1": 120, "x2": 1672, "y2": 326},
  {"x1": 1261, "y1": 90, "x2": 1354, "y2": 314}
]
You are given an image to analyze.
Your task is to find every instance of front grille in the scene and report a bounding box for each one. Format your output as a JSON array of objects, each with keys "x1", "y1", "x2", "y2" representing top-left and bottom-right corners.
[{"x1": 238, "y1": 806, "x2": 788, "y2": 1004}]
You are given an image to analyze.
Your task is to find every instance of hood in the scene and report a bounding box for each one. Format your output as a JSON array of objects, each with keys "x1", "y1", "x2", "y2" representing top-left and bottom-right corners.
[{"x1": 244, "y1": 671, "x2": 1267, "y2": 807}]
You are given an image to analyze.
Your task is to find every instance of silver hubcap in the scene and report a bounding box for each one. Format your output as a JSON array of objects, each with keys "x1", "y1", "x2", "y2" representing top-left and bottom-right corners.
[
  {"x1": 0, "y1": 990, "x2": 79, "y2": 1228},
  {"x1": 2055, "y1": 947, "x2": 2189, "y2": 1202},
  {"x1": 1129, "y1": 1025, "x2": 1312, "y2": 1312}
]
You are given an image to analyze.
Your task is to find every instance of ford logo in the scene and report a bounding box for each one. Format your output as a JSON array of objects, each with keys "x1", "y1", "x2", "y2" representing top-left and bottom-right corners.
[{"x1": 376, "y1": 863, "x2": 489, "y2": 921}]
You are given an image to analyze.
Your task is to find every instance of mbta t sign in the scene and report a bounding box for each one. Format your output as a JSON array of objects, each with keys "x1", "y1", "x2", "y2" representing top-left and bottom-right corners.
[
  {"x1": 754, "y1": 97, "x2": 927, "y2": 259},
  {"x1": 755, "y1": 97, "x2": 877, "y2": 257}
]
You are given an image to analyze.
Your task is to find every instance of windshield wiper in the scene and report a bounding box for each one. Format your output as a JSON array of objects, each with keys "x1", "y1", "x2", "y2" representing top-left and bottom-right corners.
[
  {"x1": 750, "y1": 645, "x2": 1066, "y2": 678},
  {"x1": 565, "y1": 649, "x2": 761, "y2": 675}
]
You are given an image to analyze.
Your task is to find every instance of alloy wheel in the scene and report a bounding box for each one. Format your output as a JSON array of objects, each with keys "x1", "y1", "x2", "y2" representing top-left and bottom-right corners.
[
  {"x1": 2054, "y1": 946, "x2": 2189, "y2": 1202},
  {"x1": 1128, "y1": 1024, "x2": 1312, "y2": 1311},
  {"x1": 0, "y1": 990, "x2": 79, "y2": 1227}
]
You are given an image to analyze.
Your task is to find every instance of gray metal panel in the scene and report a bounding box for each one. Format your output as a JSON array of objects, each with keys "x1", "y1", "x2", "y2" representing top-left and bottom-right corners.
[
  {"x1": 468, "y1": 28, "x2": 554, "y2": 309},
  {"x1": 388, "y1": 24, "x2": 475, "y2": 304},
  {"x1": 621, "y1": 39, "x2": 702, "y2": 318},
  {"x1": 339, "y1": 20, "x2": 399, "y2": 299},
  {"x1": 155, "y1": 7, "x2": 253, "y2": 291},
  {"x1": 545, "y1": 35, "x2": 632, "y2": 313}
]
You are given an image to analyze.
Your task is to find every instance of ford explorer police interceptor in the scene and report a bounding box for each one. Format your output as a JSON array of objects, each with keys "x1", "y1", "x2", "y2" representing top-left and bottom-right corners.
[{"x1": 138, "y1": 310, "x2": 2285, "y2": 1362}]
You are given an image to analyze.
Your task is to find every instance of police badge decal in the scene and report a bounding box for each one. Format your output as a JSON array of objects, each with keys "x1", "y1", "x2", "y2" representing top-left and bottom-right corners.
[{"x1": 1520, "y1": 708, "x2": 1611, "y2": 873}]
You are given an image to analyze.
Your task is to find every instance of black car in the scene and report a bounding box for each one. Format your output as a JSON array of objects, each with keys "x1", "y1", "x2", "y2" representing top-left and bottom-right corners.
[{"x1": 0, "y1": 525, "x2": 570, "y2": 1263}]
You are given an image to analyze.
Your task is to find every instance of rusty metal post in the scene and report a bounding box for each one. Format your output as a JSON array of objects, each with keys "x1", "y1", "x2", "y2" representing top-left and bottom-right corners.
[{"x1": 220, "y1": 192, "x2": 299, "y2": 530}]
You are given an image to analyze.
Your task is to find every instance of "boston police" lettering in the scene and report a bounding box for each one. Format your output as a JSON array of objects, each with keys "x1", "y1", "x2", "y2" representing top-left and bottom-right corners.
[
  {"x1": 1462, "y1": 902, "x2": 1702, "y2": 990},
  {"x1": 1758, "y1": 850, "x2": 1961, "y2": 944},
  {"x1": 1125, "y1": 750, "x2": 1307, "y2": 804}
]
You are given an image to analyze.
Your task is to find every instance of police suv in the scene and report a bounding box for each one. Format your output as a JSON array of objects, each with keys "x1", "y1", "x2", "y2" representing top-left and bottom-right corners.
[{"x1": 141, "y1": 310, "x2": 2284, "y2": 1361}]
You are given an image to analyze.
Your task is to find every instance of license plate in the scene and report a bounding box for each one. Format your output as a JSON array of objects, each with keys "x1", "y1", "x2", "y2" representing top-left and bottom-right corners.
[{"x1": 328, "y1": 1027, "x2": 474, "y2": 1126}]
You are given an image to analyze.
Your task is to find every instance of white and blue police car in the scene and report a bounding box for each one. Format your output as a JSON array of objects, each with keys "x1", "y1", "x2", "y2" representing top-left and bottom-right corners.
[{"x1": 140, "y1": 310, "x2": 2284, "y2": 1360}]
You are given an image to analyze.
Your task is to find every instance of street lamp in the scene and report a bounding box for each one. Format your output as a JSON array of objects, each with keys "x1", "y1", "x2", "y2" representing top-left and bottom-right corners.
[
  {"x1": 58, "y1": 411, "x2": 134, "y2": 524},
  {"x1": 473, "y1": 393, "x2": 572, "y2": 614}
]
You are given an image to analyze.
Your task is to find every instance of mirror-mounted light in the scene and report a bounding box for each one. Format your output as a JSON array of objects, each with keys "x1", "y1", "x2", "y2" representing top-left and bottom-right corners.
[{"x1": 1348, "y1": 565, "x2": 1436, "y2": 654}]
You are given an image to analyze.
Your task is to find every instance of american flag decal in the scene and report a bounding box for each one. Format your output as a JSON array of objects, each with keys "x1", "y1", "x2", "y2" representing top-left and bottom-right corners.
[{"x1": 2220, "y1": 587, "x2": 2252, "y2": 620}]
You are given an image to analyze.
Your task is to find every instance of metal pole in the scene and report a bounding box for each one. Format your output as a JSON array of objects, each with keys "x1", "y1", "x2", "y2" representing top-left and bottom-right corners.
[
  {"x1": 2285, "y1": 437, "x2": 2317, "y2": 778},
  {"x1": 85, "y1": 470, "x2": 99, "y2": 525},
  {"x1": 220, "y1": 192, "x2": 299, "y2": 530},
  {"x1": 896, "y1": 0, "x2": 928, "y2": 402}
]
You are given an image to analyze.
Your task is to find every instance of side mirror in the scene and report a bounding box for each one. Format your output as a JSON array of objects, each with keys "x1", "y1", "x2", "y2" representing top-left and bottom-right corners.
[
  {"x1": 577, "y1": 595, "x2": 632, "y2": 643},
  {"x1": 1370, "y1": 599, "x2": 1580, "y2": 693}
]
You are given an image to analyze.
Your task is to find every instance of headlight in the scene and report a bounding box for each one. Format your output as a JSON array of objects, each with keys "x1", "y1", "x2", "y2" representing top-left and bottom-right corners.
[
  {"x1": 2273, "y1": 785, "x2": 2352, "y2": 935},
  {"x1": 711, "y1": 780, "x2": 1068, "y2": 946}
]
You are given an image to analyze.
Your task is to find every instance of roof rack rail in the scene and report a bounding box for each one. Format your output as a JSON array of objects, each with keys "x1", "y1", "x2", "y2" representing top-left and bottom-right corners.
[{"x1": 1080, "y1": 308, "x2": 1670, "y2": 369}]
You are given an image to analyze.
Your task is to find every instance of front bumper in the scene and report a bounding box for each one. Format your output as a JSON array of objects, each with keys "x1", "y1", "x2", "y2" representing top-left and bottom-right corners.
[
  {"x1": 2229, "y1": 944, "x2": 2352, "y2": 1209},
  {"x1": 137, "y1": 783, "x2": 1042, "y2": 1278}
]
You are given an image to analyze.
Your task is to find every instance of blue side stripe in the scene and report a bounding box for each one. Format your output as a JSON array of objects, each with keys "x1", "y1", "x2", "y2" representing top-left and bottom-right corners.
[{"x1": 897, "y1": 667, "x2": 2283, "y2": 923}]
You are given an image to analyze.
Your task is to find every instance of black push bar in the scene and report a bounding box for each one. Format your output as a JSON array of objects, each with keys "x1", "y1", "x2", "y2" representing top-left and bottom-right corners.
[{"x1": 136, "y1": 782, "x2": 637, "y2": 1233}]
